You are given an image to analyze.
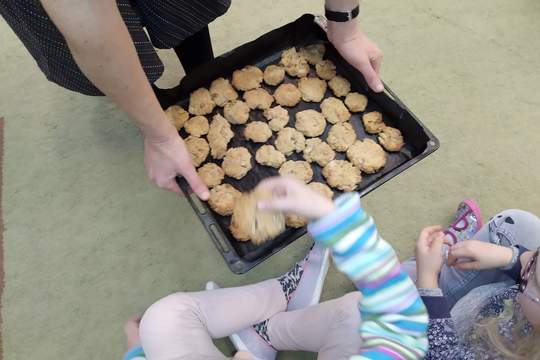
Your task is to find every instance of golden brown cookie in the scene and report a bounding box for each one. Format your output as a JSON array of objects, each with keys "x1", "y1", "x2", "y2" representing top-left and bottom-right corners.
[
  {"x1": 255, "y1": 145, "x2": 286, "y2": 168},
  {"x1": 197, "y1": 162, "x2": 225, "y2": 188},
  {"x1": 230, "y1": 189, "x2": 285, "y2": 244},
  {"x1": 243, "y1": 88, "x2": 274, "y2": 110},
  {"x1": 263, "y1": 64, "x2": 285, "y2": 86},
  {"x1": 208, "y1": 114, "x2": 234, "y2": 160},
  {"x1": 273, "y1": 83, "x2": 302, "y2": 107},
  {"x1": 328, "y1": 76, "x2": 351, "y2": 98},
  {"x1": 280, "y1": 47, "x2": 310, "y2": 78},
  {"x1": 378, "y1": 126, "x2": 405, "y2": 152},
  {"x1": 308, "y1": 182, "x2": 334, "y2": 199},
  {"x1": 184, "y1": 115, "x2": 209, "y2": 137},
  {"x1": 320, "y1": 97, "x2": 351, "y2": 124},
  {"x1": 263, "y1": 106, "x2": 289, "y2": 132},
  {"x1": 362, "y1": 111, "x2": 386, "y2": 134},
  {"x1": 298, "y1": 77, "x2": 327, "y2": 102},
  {"x1": 275, "y1": 127, "x2": 306, "y2": 156},
  {"x1": 303, "y1": 138, "x2": 335, "y2": 167},
  {"x1": 327, "y1": 122, "x2": 356, "y2": 152},
  {"x1": 224, "y1": 100, "x2": 250, "y2": 124},
  {"x1": 279, "y1": 160, "x2": 313, "y2": 183},
  {"x1": 209, "y1": 78, "x2": 238, "y2": 107},
  {"x1": 322, "y1": 160, "x2": 362, "y2": 192},
  {"x1": 230, "y1": 214, "x2": 251, "y2": 241},
  {"x1": 244, "y1": 121, "x2": 272, "y2": 143},
  {"x1": 344, "y1": 92, "x2": 368, "y2": 112},
  {"x1": 299, "y1": 44, "x2": 326, "y2": 65},
  {"x1": 346, "y1": 139, "x2": 387, "y2": 174},
  {"x1": 231, "y1": 65, "x2": 263, "y2": 91},
  {"x1": 189, "y1": 87, "x2": 216, "y2": 115},
  {"x1": 295, "y1": 109, "x2": 326, "y2": 137},
  {"x1": 208, "y1": 183, "x2": 241, "y2": 216},
  {"x1": 165, "y1": 105, "x2": 189, "y2": 130},
  {"x1": 185, "y1": 136, "x2": 209, "y2": 167},
  {"x1": 315, "y1": 60, "x2": 336, "y2": 80},
  {"x1": 222, "y1": 147, "x2": 252, "y2": 179}
]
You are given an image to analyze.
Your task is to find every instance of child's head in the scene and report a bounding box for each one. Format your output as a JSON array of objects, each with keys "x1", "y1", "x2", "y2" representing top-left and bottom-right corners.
[{"x1": 476, "y1": 248, "x2": 540, "y2": 360}]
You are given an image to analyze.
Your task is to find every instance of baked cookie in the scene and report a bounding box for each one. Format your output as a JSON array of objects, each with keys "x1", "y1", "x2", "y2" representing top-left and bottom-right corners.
[
  {"x1": 197, "y1": 163, "x2": 225, "y2": 188},
  {"x1": 165, "y1": 105, "x2": 189, "y2": 130},
  {"x1": 209, "y1": 78, "x2": 238, "y2": 107},
  {"x1": 224, "y1": 100, "x2": 250, "y2": 124},
  {"x1": 315, "y1": 60, "x2": 336, "y2": 80},
  {"x1": 244, "y1": 121, "x2": 272, "y2": 143},
  {"x1": 344, "y1": 92, "x2": 368, "y2": 112},
  {"x1": 275, "y1": 127, "x2": 306, "y2": 156},
  {"x1": 208, "y1": 114, "x2": 234, "y2": 160},
  {"x1": 322, "y1": 160, "x2": 362, "y2": 192},
  {"x1": 263, "y1": 106, "x2": 289, "y2": 132},
  {"x1": 327, "y1": 122, "x2": 356, "y2": 152},
  {"x1": 230, "y1": 189, "x2": 285, "y2": 244},
  {"x1": 231, "y1": 65, "x2": 263, "y2": 91},
  {"x1": 328, "y1": 76, "x2": 351, "y2": 98},
  {"x1": 298, "y1": 77, "x2": 327, "y2": 103},
  {"x1": 299, "y1": 44, "x2": 325, "y2": 65},
  {"x1": 378, "y1": 126, "x2": 404, "y2": 152},
  {"x1": 308, "y1": 182, "x2": 334, "y2": 199},
  {"x1": 255, "y1": 145, "x2": 286, "y2": 168},
  {"x1": 208, "y1": 183, "x2": 241, "y2": 216},
  {"x1": 185, "y1": 136, "x2": 209, "y2": 167},
  {"x1": 285, "y1": 214, "x2": 307, "y2": 228},
  {"x1": 279, "y1": 160, "x2": 313, "y2": 183},
  {"x1": 362, "y1": 111, "x2": 386, "y2": 134},
  {"x1": 230, "y1": 213, "x2": 251, "y2": 241},
  {"x1": 263, "y1": 64, "x2": 285, "y2": 86},
  {"x1": 303, "y1": 138, "x2": 335, "y2": 167},
  {"x1": 295, "y1": 109, "x2": 326, "y2": 137},
  {"x1": 184, "y1": 115, "x2": 209, "y2": 137},
  {"x1": 280, "y1": 47, "x2": 310, "y2": 78},
  {"x1": 189, "y1": 87, "x2": 216, "y2": 115},
  {"x1": 222, "y1": 147, "x2": 252, "y2": 179},
  {"x1": 273, "y1": 83, "x2": 302, "y2": 107},
  {"x1": 346, "y1": 139, "x2": 387, "y2": 174},
  {"x1": 320, "y1": 97, "x2": 351, "y2": 124},
  {"x1": 243, "y1": 88, "x2": 274, "y2": 110}
]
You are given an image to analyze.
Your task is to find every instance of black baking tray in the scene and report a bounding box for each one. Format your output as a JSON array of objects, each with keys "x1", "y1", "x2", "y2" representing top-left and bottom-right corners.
[{"x1": 167, "y1": 14, "x2": 439, "y2": 274}]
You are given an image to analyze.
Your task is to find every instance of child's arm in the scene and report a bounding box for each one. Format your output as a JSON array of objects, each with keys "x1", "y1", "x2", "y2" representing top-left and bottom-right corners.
[{"x1": 308, "y1": 193, "x2": 429, "y2": 359}]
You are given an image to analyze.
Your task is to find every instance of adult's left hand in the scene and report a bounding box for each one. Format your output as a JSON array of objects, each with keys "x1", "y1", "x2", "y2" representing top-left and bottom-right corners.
[{"x1": 327, "y1": 21, "x2": 384, "y2": 92}]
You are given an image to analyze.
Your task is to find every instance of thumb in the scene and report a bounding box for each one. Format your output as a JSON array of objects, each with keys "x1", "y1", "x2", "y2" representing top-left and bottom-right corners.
[
  {"x1": 181, "y1": 165, "x2": 210, "y2": 200},
  {"x1": 356, "y1": 58, "x2": 384, "y2": 93}
]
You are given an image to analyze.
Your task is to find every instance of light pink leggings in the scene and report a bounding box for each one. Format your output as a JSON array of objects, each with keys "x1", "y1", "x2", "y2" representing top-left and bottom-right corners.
[{"x1": 139, "y1": 279, "x2": 362, "y2": 360}]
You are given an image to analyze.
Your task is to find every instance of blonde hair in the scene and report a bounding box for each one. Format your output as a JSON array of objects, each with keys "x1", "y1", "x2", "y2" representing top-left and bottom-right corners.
[{"x1": 474, "y1": 255, "x2": 540, "y2": 359}]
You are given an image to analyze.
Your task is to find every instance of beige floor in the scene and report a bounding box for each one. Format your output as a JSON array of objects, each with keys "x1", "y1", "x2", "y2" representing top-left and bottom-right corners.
[{"x1": 2, "y1": 0, "x2": 540, "y2": 359}]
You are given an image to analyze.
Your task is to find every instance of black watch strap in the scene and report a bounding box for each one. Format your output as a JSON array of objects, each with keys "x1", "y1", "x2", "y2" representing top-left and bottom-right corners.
[{"x1": 325, "y1": 5, "x2": 360, "y2": 22}]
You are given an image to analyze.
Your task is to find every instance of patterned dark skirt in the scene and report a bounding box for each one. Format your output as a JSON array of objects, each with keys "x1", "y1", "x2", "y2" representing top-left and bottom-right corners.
[{"x1": 0, "y1": 0, "x2": 231, "y2": 95}]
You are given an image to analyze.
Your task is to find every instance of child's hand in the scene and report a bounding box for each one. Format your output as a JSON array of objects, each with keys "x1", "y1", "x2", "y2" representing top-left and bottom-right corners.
[
  {"x1": 447, "y1": 240, "x2": 514, "y2": 270},
  {"x1": 256, "y1": 177, "x2": 335, "y2": 219},
  {"x1": 415, "y1": 225, "x2": 448, "y2": 288}
]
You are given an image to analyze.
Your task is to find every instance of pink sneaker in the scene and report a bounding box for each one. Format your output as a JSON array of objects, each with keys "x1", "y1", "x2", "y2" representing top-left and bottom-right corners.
[{"x1": 444, "y1": 199, "x2": 483, "y2": 245}]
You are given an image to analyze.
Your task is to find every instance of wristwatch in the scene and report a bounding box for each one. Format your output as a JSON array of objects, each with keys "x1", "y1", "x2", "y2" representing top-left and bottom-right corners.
[{"x1": 324, "y1": 5, "x2": 360, "y2": 22}]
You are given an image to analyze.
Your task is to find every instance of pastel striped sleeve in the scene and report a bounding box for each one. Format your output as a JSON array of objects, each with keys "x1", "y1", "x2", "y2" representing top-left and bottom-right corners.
[
  {"x1": 123, "y1": 346, "x2": 145, "y2": 360},
  {"x1": 308, "y1": 193, "x2": 429, "y2": 360}
]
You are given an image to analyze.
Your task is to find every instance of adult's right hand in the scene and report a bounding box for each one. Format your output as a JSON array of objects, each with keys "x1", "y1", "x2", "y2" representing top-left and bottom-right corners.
[{"x1": 144, "y1": 133, "x2": 209, "y2": 200}]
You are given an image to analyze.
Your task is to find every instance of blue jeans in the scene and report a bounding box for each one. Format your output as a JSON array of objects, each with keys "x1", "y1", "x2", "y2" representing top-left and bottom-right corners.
[{"x1": 404, "y1": 209, "x2": 540, "y2": 309}]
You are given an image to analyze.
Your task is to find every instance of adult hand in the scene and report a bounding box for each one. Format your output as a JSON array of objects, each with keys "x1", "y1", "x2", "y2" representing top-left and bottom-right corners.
[
  {"x1": 415, "y1": 225, "x2": 447, "y2": 288},
  {"x1": 327, "y1": 21, "x2": 384, "y2": 92},
  {"x1": 144, "y1": 132, "x2": 209, "y2": 200},
  {"x1": 256, "y1": 177, "x2": 335, "y2": 219},
  {"x1": 447, "y1": 240, "x2": 514, "y2": 270}
]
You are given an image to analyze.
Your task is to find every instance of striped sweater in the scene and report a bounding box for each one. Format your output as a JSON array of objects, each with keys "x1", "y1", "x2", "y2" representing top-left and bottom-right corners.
[{"x1": 308, "y1": 193, "x2": 429, "y2": 359}]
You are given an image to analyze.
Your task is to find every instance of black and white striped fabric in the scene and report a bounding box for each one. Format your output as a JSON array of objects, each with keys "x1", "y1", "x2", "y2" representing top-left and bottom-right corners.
[{"x1": 0, "y1": 0, "x2": 231, "y2": 95}]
